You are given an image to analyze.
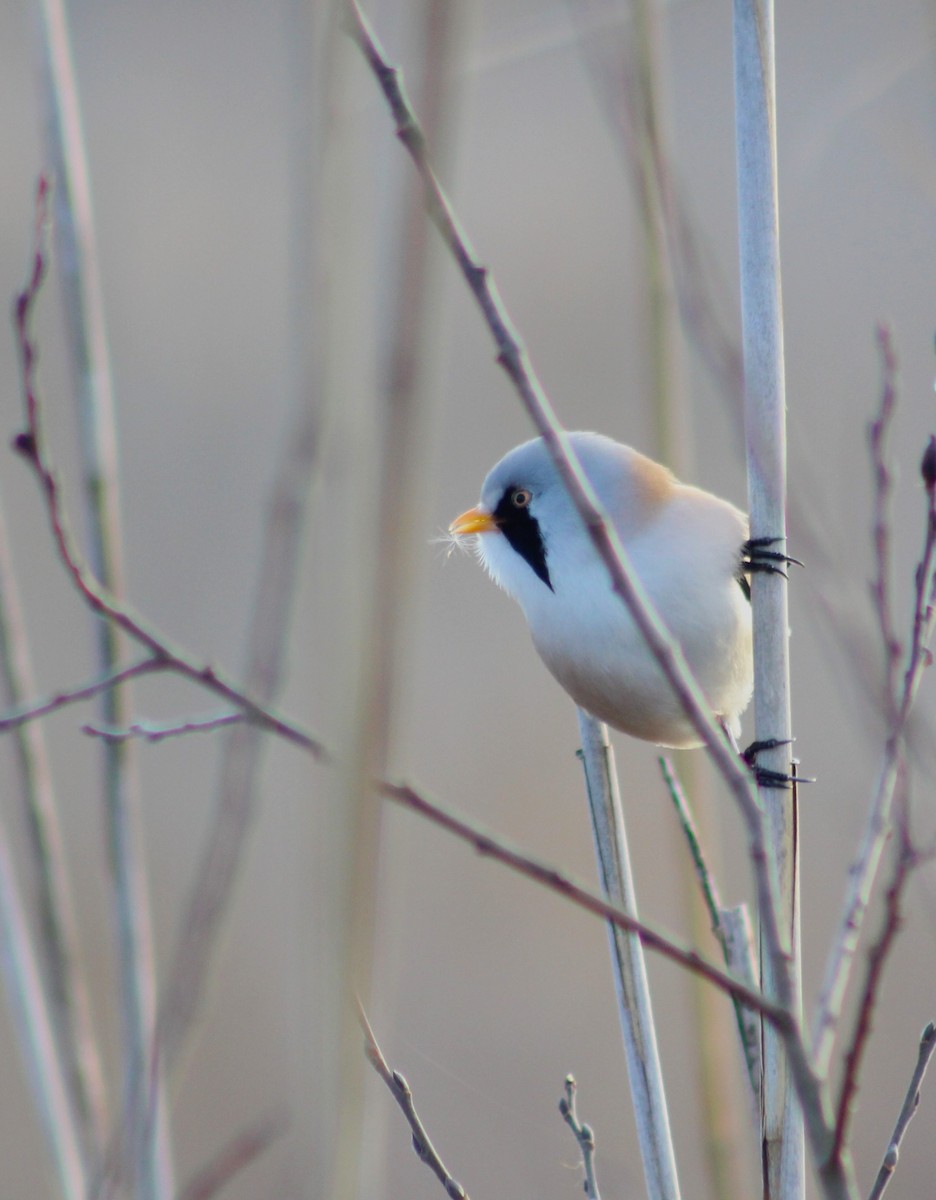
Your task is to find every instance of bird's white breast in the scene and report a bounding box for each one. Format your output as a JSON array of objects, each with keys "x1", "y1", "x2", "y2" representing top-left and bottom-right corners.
[{"x1": 480, "y1": 485, "x2": 752, "y2": 748}]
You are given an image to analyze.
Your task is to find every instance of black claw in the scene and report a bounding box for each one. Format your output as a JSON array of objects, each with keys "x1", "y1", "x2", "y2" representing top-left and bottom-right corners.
[
  {"x1": 742, "y1": 536, "x2": 804, "y2": 577},
  {"x1": 753, "y1": 767, "x2": 816, "y2": 789},
  {"x1": 742, "y1": 737, "x2": 814, "y2": 789},
  {"x1": 742, "y1": 737, "x2": 794, "y2": 764}
]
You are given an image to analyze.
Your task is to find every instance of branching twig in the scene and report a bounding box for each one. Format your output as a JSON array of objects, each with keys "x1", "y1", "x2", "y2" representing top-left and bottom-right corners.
[
  {"x1": 0, "y1": 658, "x2": 167, "y2": 733},
  {"x1": 832, "y1": 800, "x2": 918, "y2": 1161},
  {"x1": 868, "y1": 326, "x2": 901, "y2": 725},
  {"x1": 11, "y1": 234, "x2": 786, "y2": 1024},
  {"x1": 13, "y1": 196, "x2": 326, "y2": 741},
  {"x1": 12, "y1": 241, "x2": 325, "y2": 762},
  {"x1": 813, "y1": 362, "x2": 936, "y2": 1077},
  {"x1": 360, "y1": 1006, "x2": 468, "y2": 1200},
  {"x1": 868, "y1": 1023, "x2": 936, "y2": 1200},
  {"x1": 559, "y1": 1075, "x2": 600, "y2": 1200}
]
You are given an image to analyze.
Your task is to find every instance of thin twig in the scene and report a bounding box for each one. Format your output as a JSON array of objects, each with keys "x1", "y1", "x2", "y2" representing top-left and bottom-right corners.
[
  {"x1": 559, "y1": 1075, "x2": 600, "y2": 1200},
  {"x1": 0, "y1": 658, "x2": 166, "y2": 733},
  {"x1": 83, "y1": 712, "x2": 244, "y2": 744},
  {"x1": 9, "y1": 182, "x2": 778, "y2": 1023},
  {"x1": 867, "y1": 1023, "x2": 936, "y2": 1200},
  {"x1": 7, "y1": 314, "x2": 790, "y2": 1034},
  {"x1": 345, "y1": 0, "x2": 754, "y2": 820},
  {"x1": 380, "y1": 779, "x2": 785, "y2": 1023},
  {"x1": 346, "y1": 9, "x2": 847, "y2": 1195},
  {"x1": 18, "y1": 173, "x2": 169, "y2": 1195},
  {"x1": 658, "y1": 756, "x2": 727, "y2": 953},
  {"x1": 868, "y1": 325, "x2": 901, "y2": 725},
  {"x1": 175, "y1": 1111, "x2": 289, "y2": 1200},
  {"x1": 813, "y1": 369, "x2": 936, "y2": 1078},
  {"x1": 832, "y1": 799, "x2": 918, "y2": 1162},
  {"x1": 359, "y1": 1006, "x2": 468, "y2": 1200},
  {"x1": 330, "y1": 11, "x2": 464, "y2": 1200},
  {"x1": 11, "y1": 243, "x2": 325, "y2": 762},
  {"x1": 659, "y1": 755, "x2": 761, "y2": 1094},
  {"x1": 721, "y1": 906, "x2": 763, "y2": 1098}
]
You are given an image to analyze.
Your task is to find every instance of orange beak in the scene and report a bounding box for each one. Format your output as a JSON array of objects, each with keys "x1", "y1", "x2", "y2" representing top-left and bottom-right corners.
[{"x1": 449, "y1": 506, "x2": 499, "y2": 537}]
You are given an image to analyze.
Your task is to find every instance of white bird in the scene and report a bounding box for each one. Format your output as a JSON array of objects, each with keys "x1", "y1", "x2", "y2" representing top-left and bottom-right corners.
[{"x1": 449, "y1": 431, "x2": 757, "y2": 750}]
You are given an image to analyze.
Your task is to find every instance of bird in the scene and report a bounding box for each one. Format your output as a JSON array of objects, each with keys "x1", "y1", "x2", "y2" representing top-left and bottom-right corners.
[{"x1": 449, "y1": 431, "x2": 759, "y2": 750}]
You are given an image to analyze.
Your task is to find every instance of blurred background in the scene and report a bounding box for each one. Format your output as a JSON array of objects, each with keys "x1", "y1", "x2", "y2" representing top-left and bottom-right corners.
[{"x1": 0, "y1": 1, "x2": 935, "y2": 1197}]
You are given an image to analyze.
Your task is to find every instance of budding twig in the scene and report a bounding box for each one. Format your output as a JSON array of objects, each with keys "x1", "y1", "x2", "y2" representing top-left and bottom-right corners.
[
  {"x1": 559, "y1": 1075, "x2": 600, "y2": 1200},
  {"x1": 867, "y1": 1023, "x2": 936, "y2": 1200},
  {"x1": 359, "y1": 1005, "x2": 468, "y2": 1200}
]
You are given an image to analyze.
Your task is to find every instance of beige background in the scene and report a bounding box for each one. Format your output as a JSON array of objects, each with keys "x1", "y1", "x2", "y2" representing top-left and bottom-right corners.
[{"x1": 1, "y1": 1, "x2": 935, "y2": 1197}]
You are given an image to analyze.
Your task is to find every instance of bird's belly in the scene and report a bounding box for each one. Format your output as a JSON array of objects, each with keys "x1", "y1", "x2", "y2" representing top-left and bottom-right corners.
[{"x1": 529, "y1": 589, "x2": 752, "y2": 748}]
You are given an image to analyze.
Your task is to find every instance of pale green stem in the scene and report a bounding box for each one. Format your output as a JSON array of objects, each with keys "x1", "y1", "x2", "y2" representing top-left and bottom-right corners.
[{"x1": 36, "y1": 1, "x2": 173, "y2": 1194}]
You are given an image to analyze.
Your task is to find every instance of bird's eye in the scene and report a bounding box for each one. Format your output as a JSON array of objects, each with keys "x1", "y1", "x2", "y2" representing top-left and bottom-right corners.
[{"x1": 511, "y1": 488, "x2": 532, "y2": 509}]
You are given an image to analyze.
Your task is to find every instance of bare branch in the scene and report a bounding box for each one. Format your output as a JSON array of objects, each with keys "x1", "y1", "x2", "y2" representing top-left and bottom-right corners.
[
  {"x1": 11, "y1": 251, "x2": 325, "y2": 762},
  {"x1": 868, "y1": 1023, "x2": 936, "y2": 1200},
  {"x1": 380, "y1": 779, "x2": 785, "y2": 1023},
  {"x1": 360, "y1": 1006, "x2": 468, "y2": 1200},
  {"x1": 813, "y1": 355, "x2": 936, "y2": 1076},
  {"x1": 13, "y1": 225, "x2": 778, "y2": 1028}
]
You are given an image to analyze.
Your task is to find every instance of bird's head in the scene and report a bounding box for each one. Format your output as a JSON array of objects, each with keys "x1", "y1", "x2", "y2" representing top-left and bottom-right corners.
[{"x1": 449, "y1": 432, "x2": 660, "y2": 601}]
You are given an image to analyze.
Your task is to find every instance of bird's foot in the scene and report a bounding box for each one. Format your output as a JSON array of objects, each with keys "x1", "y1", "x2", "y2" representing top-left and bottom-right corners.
[
  {"x1": 742, "y1": 536, "x2": 804, "y2": 579},
  {"x1": 742, "y1": 737, "x2": 814, "y2": 789}
]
